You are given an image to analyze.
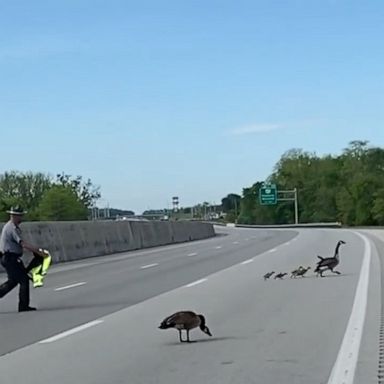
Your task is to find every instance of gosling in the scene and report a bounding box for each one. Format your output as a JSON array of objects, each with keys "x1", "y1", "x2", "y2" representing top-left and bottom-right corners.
[{"x1": 274, "y1": 272, "x2": 287, "y2": 280}]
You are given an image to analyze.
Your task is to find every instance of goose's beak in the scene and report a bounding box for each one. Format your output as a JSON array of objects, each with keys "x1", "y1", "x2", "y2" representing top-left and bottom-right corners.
[{"x1": 203, "y1": 326, "x2": 212, "y2": 337}]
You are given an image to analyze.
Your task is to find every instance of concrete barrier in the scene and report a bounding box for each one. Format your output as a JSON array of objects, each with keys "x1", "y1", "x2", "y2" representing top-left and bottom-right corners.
[{"x1": 0, "y1": 220, "x2": 215, "y2": 267}]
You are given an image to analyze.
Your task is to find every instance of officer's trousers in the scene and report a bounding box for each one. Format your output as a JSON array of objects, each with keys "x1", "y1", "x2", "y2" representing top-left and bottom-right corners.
[{"x1": 0, "y1": 252, "x2": 42, "y2": 309}]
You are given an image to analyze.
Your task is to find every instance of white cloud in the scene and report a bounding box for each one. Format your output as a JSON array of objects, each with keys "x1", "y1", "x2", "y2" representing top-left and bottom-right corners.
[{"x1": 229, "y1": 124, "x2": 282, "y2": 136}]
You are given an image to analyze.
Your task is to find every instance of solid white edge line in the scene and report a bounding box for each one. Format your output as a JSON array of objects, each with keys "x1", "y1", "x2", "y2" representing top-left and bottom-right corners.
[
  {"x1": 185, "y1": 278, "x2": 207, "y2": 288},
  {"x1": 327, "y1": 232, "x2": 371, "y2": 384},
  {"x1": 39, "y1": 320, "x2": 104, "y2": 343},
  {"x1": 187, "y1": 252, "x2": 198, "y2": 256},
  {"x1": 140, "y1": 263, "x2": 159, "y2": 269},
  {"x1": 268, "y1": 248, "x2": 277, "y2": 253},
  {"x1": 54, "y1": 282, "x2": 87, "y2": 291},
  {"x1": 241, "y1": 259, "x2": 254, "y2": 265}
]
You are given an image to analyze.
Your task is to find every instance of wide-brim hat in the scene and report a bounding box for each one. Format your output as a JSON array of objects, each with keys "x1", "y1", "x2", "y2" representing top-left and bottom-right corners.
[{"x1": 6, "y1": 206, "x2": 27, "y2": 215}]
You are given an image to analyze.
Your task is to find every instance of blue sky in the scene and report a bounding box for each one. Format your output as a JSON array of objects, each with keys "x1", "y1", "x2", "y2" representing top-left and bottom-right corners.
[{"x1": 1, "y1": 0, "x2": 383, "y2": 213}]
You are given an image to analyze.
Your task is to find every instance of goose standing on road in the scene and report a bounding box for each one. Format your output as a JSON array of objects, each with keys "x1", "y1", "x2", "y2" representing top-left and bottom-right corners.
[{"x1": 159, "y1": 311, "x2": 212, "y2": 342}]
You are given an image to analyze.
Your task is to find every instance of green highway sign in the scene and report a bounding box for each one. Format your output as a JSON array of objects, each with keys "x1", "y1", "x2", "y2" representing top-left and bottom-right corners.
[{"x1": 259, "y1": 184, "x2": 277, "y2": 205}]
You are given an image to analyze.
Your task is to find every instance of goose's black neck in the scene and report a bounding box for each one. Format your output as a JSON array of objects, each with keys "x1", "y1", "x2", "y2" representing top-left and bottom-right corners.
[{"x1": 334, "y1": 242, "x2": 343, "y2": 258}]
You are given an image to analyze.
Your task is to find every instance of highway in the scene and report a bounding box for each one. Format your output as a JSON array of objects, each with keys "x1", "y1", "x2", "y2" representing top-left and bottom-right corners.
[{"x1": 0, "y1": 227, "x2": 382, "y2": 384}]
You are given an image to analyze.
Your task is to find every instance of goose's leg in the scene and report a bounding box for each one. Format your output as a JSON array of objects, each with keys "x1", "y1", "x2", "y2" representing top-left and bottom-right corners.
[
  {"x1": 179, "y1": 329, "x2": 184, "y2": 343},
  {"x1": 328, "y1": 267, "x2": 337, "y2": 275},
  {"x1": 186, "y1": 330, "x2": 196, "y2": 343}
]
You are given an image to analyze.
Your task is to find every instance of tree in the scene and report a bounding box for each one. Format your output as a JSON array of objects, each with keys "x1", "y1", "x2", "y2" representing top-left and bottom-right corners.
[
  {"x1": 237, "y1": 185, "x2": 257, "y2": 224},
  {"x1": 109, "y1": 208, "x2": 135, "y2": 217},
  {"x1": 0, "y1": 171, "x2": 102, "y2": 222},
  {"x1": 221, "y1": 194, "x2": 241, "y2": 213},
  {"x1": 55, "y1": 173, "x2": 101, "y2": 208},
  {"x1": 336, "y1": 141, "x2": 384, "y2": 225},
  {"x1": 238, "y1": 182, "x2": 281, "y2": 224},
  {"x1": 37, "y1": 186, "x2": 88, "y2": 221},
  {"x1": 372, "y1": 189, "x2": 384, "y2": 225},
  {"x1": 237, "y1": 140, "x2": 384, "y2": 226},
  {"x1": 271, "y1": 149, "x2": 321, "y2": 223},
  {"x1": 0, "y1": 171, "x2": 52, "y2": 221},
  {"x1": 221, "y1": 193, "x2": 241, "y2": 222}
]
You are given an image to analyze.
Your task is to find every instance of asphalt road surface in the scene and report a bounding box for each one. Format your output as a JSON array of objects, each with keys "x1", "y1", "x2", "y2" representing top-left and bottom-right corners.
[{"x1": 0, "y1": 226, "x2": 383, "y2": 384}]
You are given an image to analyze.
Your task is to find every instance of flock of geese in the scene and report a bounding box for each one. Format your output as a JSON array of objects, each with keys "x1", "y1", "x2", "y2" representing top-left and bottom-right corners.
[
  {"x1": 264, "y1": 265, "x2": 311, "y2": 280},
  {"x1": 158, "y1": 240, "x2": 346, "y2": 343},
  {"x1": 264, "y1": 240, "x2": 346, "y2": 280}
]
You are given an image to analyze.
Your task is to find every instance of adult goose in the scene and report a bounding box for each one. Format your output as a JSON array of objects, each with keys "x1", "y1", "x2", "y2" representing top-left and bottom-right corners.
[
  {"x1": 315, "y1": 240, "x2": 346, "y2": 277},
  {"x1": 159, "y1": 311, "x2": 212, "y2": 342}
]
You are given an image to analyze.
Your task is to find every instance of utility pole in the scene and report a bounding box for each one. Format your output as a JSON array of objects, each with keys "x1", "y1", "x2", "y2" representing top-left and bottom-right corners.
[
  {"x1": 234, "y1": 197, "x2": 238, "y2": 224},
  {"x1": 294, "y1": 188, "x2": 299, "y2": 225},
  {"x1": 277, "y1": 188, "x2": 299, "y2": 224}
]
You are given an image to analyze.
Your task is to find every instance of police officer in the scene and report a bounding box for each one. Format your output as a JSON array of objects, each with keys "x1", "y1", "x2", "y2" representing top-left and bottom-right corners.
[{"x1": 0, "y1": 206, "x2": 45, "y2": 312}]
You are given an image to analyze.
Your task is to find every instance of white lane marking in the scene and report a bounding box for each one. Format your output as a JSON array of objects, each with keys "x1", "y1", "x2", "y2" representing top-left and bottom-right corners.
[
  {"x1": 215, "y1": 246, "x2": 222, "y2": 249},
  {"x1": 187, "y1": 252, "x2": 198, "y2": 257},
  {"x1": 241, "y1": 259, "x2": 254, "y2": 265},
  {"x1": 283, "y1": 241, "x2": 291, "y2": 246},
  {"x1": 140, "y1": 263, "x2": 159, "y2": 269},
  {"x1": 185, "y1": 278, "x2": 207, "y2": 288},
  {"x1": 39, "y1": 320, "x2": 104, "y2": 344},
  {"x1": 49, "y1": 237, "x2": 216, "y2": 275},
  {"x1": 54, "y1": 282, "x2": 87, "y2": 291},
  {"x1": 267, "y1": 248, "x2": 277, "y2": 253},
  {"x1": 233, "y1": 241, "x2": 239, "y2": 244},
  {"x1": 327, "y1": 232, "x2": 371, "y2": 384}
]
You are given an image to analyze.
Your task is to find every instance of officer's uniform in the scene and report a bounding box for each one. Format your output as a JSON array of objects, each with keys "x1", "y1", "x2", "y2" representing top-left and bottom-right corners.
[{"x1": 0, "y1": 220, "x2": 32, "y2": 310}]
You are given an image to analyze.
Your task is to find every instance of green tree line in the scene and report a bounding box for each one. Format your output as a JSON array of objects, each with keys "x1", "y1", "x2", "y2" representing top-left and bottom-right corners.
[
  {"x1": 224, "y1": 141, "x2": 384, "y2": 226},
  {"x1": 0, "y1": 171, "x2": 100, "y2": 222}
]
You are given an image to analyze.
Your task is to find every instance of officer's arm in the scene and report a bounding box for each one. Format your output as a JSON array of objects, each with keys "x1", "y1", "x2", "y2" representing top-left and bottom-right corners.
[
  {"x1": 12, "y1": 226, "x2": 45, "y2": 257},
  {"x1": 21, "y1": 241, "x2": 45, "y2": 256}
]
